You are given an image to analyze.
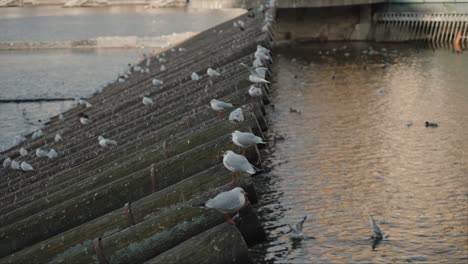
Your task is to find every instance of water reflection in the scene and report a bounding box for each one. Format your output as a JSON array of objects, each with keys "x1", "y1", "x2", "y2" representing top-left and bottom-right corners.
[{"x1": 253, "y1": 43, "x2": 468, "y2": 263}]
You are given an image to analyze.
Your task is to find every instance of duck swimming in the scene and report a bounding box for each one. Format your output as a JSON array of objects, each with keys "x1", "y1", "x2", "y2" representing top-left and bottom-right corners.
[{"x1": 425, "y1": 121, "x2": 438, "y2": 128}]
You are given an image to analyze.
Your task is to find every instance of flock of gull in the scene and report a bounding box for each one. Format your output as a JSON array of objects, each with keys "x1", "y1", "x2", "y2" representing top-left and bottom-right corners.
[{"x1": 1, "y1": 0, "x2": 390, "y2": 251}]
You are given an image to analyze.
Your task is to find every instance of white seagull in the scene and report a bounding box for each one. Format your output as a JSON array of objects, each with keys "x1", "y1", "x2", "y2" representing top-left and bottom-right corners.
[
  {"x1": 11, "y1": 160, "x2": 20, "y2": 170},
  {"x1": 207, "y1": 68, "x2": 221, "y2": 77},
  {"x1": 55, "y1": 133, "x2": 63, "y2": 142},
  {"x1": 229, "y1": 108, "x2": 244, "y2": 123},
  {"x1": 59, "y1": 114, "x2": 64, "y2": 121},
  {"x1": 210, "y1": 99, "x2": 234, "y2": 120},
  {"x1": 48, "y1": 149, "x2": 58, "y2": 159},
  {"x1": 152, "y1": 79, "x2": 164, "y2": 87},
  {"x1": 3, "y1": 157, "x2": 12, "y2": 168},
  {"x1": 14, "y1": 135, "x2": 26, "y2": 145},
  {"x1": 98, "y1": 136, "x2": 117, "y2": 148},
  {"x1": 232, "y1": 130, "x2": 266, "y2": 154},
  {"x1": 288, "y1": 216, "x2": 307, "y2": 241},
  {"x1": 249, "y1": 73, "x2": 269, "y2": 84},
  {"x1": 20, "y1": 161, "x2": 33, "y2": 171},
  {"x1": 248, "y1": 85, "x2": 263, "y2": 97},
  {"x1": 36, "y1": 148, "x2": 49, "y2": 158},
  {"x1": 204, "y1": 187, "x2": 247, "y2": 225},
  {"x1": 255, "y1": 49, "x2": 271, "y2": 61},
  {"x1": 142, "y1": 97, "x2": 154, "y2": 106},
  {"x1": 223, "y1": 150, "x2": 257, "y2": 185},
  {"x1": 20, "y1": 147, "x2": 28, "y2": 156},
  {"x1": 369, "y1": 214, "x2": 389, "y2": 240},
  {"x1": 191, "y1": 72, "x2": 200, "y2": 81},
  {"x1": 79, "y1": 113, "x2": 92, "y2": 125},
  {"x1": 31, "y1": 129, "x2": 43, "y2": 140}
]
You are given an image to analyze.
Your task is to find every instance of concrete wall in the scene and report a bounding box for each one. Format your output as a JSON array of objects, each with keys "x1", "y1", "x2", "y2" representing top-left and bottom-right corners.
[{"x1": 275, "y1": 5, "x2": 373, "y2": 42}]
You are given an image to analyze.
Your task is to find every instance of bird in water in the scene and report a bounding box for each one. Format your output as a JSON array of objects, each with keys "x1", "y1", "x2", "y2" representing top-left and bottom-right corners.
[
  {"x1": 425, "y1": 121, "x2": 438, "y2": 128},
  {"x1": 369, "y1": 214, "x2": 389, "y2": 250},
  {"x1": 203, "y1": 187, "x2": 247, "y2": 225},
  {"x1": 79, "y1": 113, "x2": 92, "y2": 125},
  {"x1": 98, "y1": 136, "x2": 117, "y2": 148},
  {"x1": 288, "y1": 216, "x2": 307, "y2": 241}
]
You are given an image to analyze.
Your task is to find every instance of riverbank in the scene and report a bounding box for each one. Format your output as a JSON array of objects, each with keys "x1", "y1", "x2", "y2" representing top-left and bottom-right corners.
[{"x1": 0, "y1": 32, "x2": 197, "y2": 50}]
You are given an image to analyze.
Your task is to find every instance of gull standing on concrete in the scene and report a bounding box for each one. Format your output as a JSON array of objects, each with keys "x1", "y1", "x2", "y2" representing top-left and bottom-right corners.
[
  {"x1": 229, "y1": 108, "x2": 244, "y2": 123},
  {"x1": 191, "y1": 72, "x2": 200, "y2": 81},
  {"x1": 204, "y1": 187, "x2": 247, "y2": 225},
  {"x1": 55, "y1": 133, "x2": 63, "y2": 142},
  {"x1": 11, "y1": 160, "x2": 20, "y2": 170},
  {"x1": 142, "y1": 96, "x2": 154, "y2": 107},
  {"x1": 59, "y1": 114, "x2": 64, "y2": 122},
  {"x1": 20, "y1": 161, "x2": 33, "y2": 171},
  {"x1": 152, "y1": 78, "x2": 164, "y2": 87},
  {"x1": 36, "y1": 148, "x2": 49, "y2": 158},
  {"x1": 98, "y1": 136, "x2": 117, "y2": 148},
  {"x1": 223, "y1": 150, "x2": 257, "y2": 185},
  {"x1": 48, "y1": 149, "x2": 58, "y2": 159},
  {"x1": 3, "y1": 157, "x2": 12, "y2": 168},
  {"x1": 255, "y1": 49, "x2": 271, "y2": 62},
  {"x1": 232, "y1": 130, "x2": 266, "y2": 155},
  {"x1": 207, "y1": 67, "x2": 221, "y2": 86},
  {"x1": 248, "y1": 85, "x2": 263, "y2": 98},
  {"x1": 210, "y1": 99, "x2": 234, "y2": 120},
  {"x1": 288, "y1": 216, "x2": 307, "y2": 241},
  {"x1": 31, "y1": 129, "x2": 43, "y2": 140},
  {"x1": 19, "y1": 147, "x2": 28, "y2": 156},
  {"x1": 79, "y1": 113, "x2": 92, "y2": 125}
]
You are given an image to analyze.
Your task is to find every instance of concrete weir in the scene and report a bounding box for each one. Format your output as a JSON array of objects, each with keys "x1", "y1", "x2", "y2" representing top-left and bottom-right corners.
[{"x1": 0, "y1": 6, "x2": 275, "y2": 264}]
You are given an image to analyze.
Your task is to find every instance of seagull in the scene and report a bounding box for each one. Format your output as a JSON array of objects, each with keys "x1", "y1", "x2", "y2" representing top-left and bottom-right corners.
[
  {"x1": 36, "y1": 148, "x2": 49, "y2": 158},
  {"x1": 152, "y1": 79, "x2": 164, "y2": 87},
  {"x1": 232, "y1": 130, "x2": 266, "y2": 155},
  {"x1": 48, "y1": 149, "x2": 58, "y2": 159},
  {"x1": 55, "y1": 133, "x2": 63, "y2": 142},
  {"x1": 210, "y1": 99, "x2": 234, "y2": 120},
  {"x1": 31, "y1": 129, "x2": 43, "y2": 140},
  {"x1": 233, "y1": 20, "x2": 245, "y2": 31},
  {"x1": 59, "y1": 114, "x2": 64, "y2": 121},
  {"x1": 204, "y1": 187, "x2": 247, "y2": 225},
  {"x1": 79, "y1": 113, "x2": 92, "y2": 125},
  {"x1": 223, "y1": 150, "x2": 257, "y2": 185},
  {"x1": 369, "y1": 214, "x2": 389, "y2": 240},
  {"x1": 19, "y1": 147, "x2": 28, "y2": 156},
  {"x1": 288, "y1": 216, "x2": 307, "y2": 240},
  {"x1": 248, "y1": 85, "x2": 263, "y2": 97},
  {"x1": 14, "y1": 135, "x2": 26, "y2": 145},
  {"x1": 255, "y1": 49, "x2": 271, "y2": 62},
  {"x1": 3, "y1": 157, "x2": 12, "y2": 168},
  {"x1": 257, "y1": 45, "x2": 270, "y2": 55},
  {"x1": 20, "y1": 161, "x2": 33, "y2": 171},
  {"x1": 146, "y1": 58, "x2": 151, "y2": 67},
  {"x1": 207, "y1": 67, "x2": 221, "y2": 77},
  {"x1": 160, "y1": 65, "x2": 166, "y2": 72},
  {"x1": 249, "y1": 74, "x2": 269, "y2": 84},
  {"x1": 253, "y1": 58, "x2": 263, "y2": 68},
  {"x1": 98, "y1": 136, "x2": 117, "y2": 148},
  {"x1": 142, "y1": 96, "x2": 154, "y2": 106},
  {"x1": 11, "y1": 160, "x2": 20, "y2": 170},
  {"x1": 191, "y1": 72, "x2": 200, "y2": 81},
  {"x1": 229, "y1": 108, "x2": 244, "y2": 123}
]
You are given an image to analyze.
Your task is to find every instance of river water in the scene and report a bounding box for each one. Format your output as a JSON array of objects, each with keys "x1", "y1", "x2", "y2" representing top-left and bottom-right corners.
[
  {"x1": 0, "y1": 6, "x2": 244, "y2": 151},
  {"x1": 252, "y1": 43, "x2": 468, "y2": 263}
]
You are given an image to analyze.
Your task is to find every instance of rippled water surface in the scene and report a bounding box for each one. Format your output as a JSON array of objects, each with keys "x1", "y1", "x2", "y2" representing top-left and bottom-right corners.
[{"x1": 253, "y1": 44, "x2": 468, "y2": 263}]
